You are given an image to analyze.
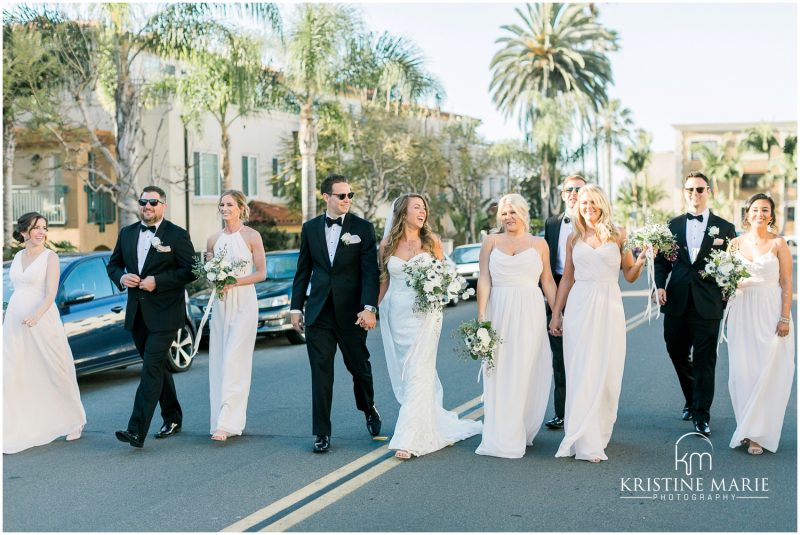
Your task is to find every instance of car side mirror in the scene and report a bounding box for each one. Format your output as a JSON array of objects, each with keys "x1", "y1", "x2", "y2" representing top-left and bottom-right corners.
[{"x1": 64, "y1": 290, "x2": 95, "y2": 306}]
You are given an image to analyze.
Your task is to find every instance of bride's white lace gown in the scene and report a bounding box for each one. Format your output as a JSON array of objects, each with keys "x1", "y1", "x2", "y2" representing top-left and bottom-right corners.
[
  {"x1": 556, "y1": 241, "x2": 626, "y2": 462},
  {"x1": 380, "y1": 253, "x2": 482, "y2": 456},
  {"x1": 726, "y1": 250, "x2": 795, "y2": 452},
  {"x1": 3, "y1": 249, "x2": 86, "y2": 454}
]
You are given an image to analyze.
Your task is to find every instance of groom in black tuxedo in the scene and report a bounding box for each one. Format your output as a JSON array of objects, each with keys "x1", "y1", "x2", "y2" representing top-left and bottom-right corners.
[
  {"x1": 542, "y1": 174, "x2": 586, "y2": 430},
  {"x1": 107, "y1": 185, "x2": 196, "y2": 448},
  {"x1": 290, "y1": 174, "x2": 381, "y2": 453},
  {"x1": 654, "y1": 171, "x2": 736, "y2": 436}
]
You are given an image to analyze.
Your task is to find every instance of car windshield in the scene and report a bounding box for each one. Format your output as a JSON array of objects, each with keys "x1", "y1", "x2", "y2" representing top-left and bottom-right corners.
[
  {"x1": 452, "y1": 246, "x2": 481, "y2": 264},
  {"x1": 266, "y1": 252, "x2": 299, "y2": 280}
]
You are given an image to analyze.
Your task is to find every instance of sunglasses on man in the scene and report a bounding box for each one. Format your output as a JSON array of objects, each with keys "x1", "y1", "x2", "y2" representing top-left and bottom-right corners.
[
  {"x1": 138, "y1": 198, "x2": 166, "y2": 207},
  {"x1": 684, "y1": 187, "x2": 708, "y2": 194},
  {"x1": 563, "y1": 186, "x2": 581, "y2": 194},
  {"x1": 327, "y1": 192, "x2": 355, "y2": 200}
]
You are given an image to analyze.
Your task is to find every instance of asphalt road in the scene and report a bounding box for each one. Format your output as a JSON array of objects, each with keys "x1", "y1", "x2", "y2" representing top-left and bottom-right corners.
[{"x1": 3, "y1": 274, "x2": 797, "y2": 532}]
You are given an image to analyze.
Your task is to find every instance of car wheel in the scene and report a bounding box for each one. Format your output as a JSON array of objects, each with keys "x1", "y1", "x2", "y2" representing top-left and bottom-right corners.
[
  {"x1": 286, "y1": 329, "x2": 306, "y2": 345},
  {"x1": 168, "y1": 322, "x2": 195, "y2": 372}
]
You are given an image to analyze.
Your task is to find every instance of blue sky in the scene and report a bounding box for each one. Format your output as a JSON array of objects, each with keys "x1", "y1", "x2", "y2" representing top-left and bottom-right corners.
[{"x1": 355, "y1": 2, "x2": 798, "y2": 152}]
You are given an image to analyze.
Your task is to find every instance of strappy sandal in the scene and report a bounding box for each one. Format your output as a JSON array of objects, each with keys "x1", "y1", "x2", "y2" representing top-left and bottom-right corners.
[
  {"x1": 394, "y1": 450, "x2": 412, "y2": 460},
  {"x1": 747, "y1": 442, "x2": 764, "y2": 455},
  {"x1": 588, "y1": 457, "x2": 602, "y2": 464},
  {"x1": 211, "y1": 431, "x2": 228, "y2": 442}
]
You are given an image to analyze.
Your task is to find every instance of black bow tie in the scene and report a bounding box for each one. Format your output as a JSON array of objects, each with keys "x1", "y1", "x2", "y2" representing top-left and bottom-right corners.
[
  {"x1": 563, "y1": 216, "x2": 571, "y2": 224},
  {"x1": 687, "y1": 213, "x2": 704, "y2": 222},
  {"x1": 325, "y1": 216, "x2": 343, "y2": 228},
  {"x1": 140, "y1": 225, "x2": 157, "y2": 233}
]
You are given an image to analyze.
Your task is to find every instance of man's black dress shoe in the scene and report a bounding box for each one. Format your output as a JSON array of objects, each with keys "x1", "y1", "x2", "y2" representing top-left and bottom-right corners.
[
  {"x1": 154, "y1": 422, "x2": 182, "y2": 439},
  {"x1": 115, "y1": 429, "x2": 144, "y2": 448},
  {"x1": 694, "y1": 421, "x2": 711, "y2": 436},
  {"x1": 366, "y1": 406, "x2": 382, "y2": 436},
  {"x1": 313, "y1": 435, "x2": 330, "y2": 453},
  {"x1": 545, "y1": 416, "x2": 564, "y2": 430},
  {"x1": 682, "y1": 407, "x2": 692, "y2": 421}
]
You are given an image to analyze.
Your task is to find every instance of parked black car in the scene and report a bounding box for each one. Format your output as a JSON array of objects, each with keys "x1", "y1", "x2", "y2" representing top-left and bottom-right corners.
[
  {"x1": 190, "y1": 249, "x2": 305, "y2": 345},
  {"x1": 2, "y1": 251, "x2": 198, "y2": 376}
]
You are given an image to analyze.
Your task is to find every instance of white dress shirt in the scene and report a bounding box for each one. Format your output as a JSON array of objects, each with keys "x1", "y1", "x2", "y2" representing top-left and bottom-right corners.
[
  {"x1": 137, "y1": 219, "x2": 163, "y2": 274},
  {"x1": 555, "y1": 215, "x2": 573, "y2": 276},
  {"x1": 686, "y1": 208, "x2": 710, "y2": 263},
  {"x1": 324, "y1": 212, "x2": 345, "y2": 265}
]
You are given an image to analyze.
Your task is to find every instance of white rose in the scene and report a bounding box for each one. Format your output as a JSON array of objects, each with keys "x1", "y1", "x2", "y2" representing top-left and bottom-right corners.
[
  {"x1": 718, "y1": 262, "x2": 734, "y2": 276},
  {"x1": 220, "y1": 261, "x2": 231, "y2": 270},
  {"x1": 206, "y1": 272, "x2": 217, "y2": 281},
  {"x1": 476, "y1": 328, "x2": 490, "y2": 343},
  {"x1": 151, "y1": 237, "x2": 161, "y2": 247},
  {"x1": 423, "y1": 281, "x2": 436, "y2": 293},
  {"x1": 447, "y1": 280, "x2": 462, "y2": 294},
  {"x1": 426, "y1": 294, "x2": 437, "y2": 302},
  {"x1": 204, "y1": 262, "x2": 214, "y2": 271}
]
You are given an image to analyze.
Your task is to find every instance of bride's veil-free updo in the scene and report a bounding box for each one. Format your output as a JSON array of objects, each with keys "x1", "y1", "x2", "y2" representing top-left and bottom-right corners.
[{"x1": 381, "y1": 194, "x2": 436, "y2": 281}]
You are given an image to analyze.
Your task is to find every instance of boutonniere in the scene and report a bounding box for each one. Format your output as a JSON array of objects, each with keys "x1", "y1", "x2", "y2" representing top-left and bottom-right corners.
[
  {"x1": 707, "y1": 226, "x2": 719, "y2": 237},
  {"x1": 150, "y1": 236, "x2": 172, "y2": 252},
  {"x1": 341, "y1": 233, "x2": 361, "y2": 245}
]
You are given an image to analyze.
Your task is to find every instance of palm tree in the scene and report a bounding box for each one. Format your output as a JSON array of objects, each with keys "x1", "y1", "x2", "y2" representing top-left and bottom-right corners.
[
  {"x1": 489, "y1": 2, "x2": 618, "y2": 217},
  {"x1": 696, "y1": 133, "x2": 742, "y2": 221},
  {"x1": 617, "y1": 129, "x2": 652, "y2": 226},
  {"x1": 596, "y1": 99, "x2": 633, "y2": 194},
  {"x1": 281, "y1": 4, "x2": 359, "y2": 223},
  {"x1": 740, "y1": 125, "x2": 785, "y2": 231}
]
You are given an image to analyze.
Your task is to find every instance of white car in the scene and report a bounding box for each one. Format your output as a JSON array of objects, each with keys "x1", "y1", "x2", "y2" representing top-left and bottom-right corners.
[{"x1": 451, "y1": 243, "x2": 482, "y2": 297}]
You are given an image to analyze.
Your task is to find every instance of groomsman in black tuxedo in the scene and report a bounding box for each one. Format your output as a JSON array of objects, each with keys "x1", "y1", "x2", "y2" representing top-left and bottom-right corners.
[
  {"x1": 107, "y1": 186, "x2": 196, "y2": 447},
  {"x1": 654, "y1": 171, "x2": 736, "y2": 436},
  {"x1": 290, "y1": 175, "x2": 381, "y2": 453},
  {"x1": 542, "y1": 174, "x2": 586, "y2": 430}
]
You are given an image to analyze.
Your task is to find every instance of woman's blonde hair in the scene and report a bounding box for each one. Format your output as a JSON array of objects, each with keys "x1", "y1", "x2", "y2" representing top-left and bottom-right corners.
[
  {"x1": 382, "y1": 194, "x2": 437, "y2": 281},
  {"x1": 219, "y1": 189, "x2": 250, "y2": 223},
  {"x1": 571, "y1": 184, "x2": 620, "y2": 246},
  {"x1": 495, "y1": 193, "x2": 530, "y2": 232}
]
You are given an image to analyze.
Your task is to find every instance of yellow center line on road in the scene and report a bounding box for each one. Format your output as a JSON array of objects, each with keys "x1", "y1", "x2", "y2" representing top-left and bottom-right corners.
[{"x1": 221, "y1": 397, "x2": 483, "y2": 532}]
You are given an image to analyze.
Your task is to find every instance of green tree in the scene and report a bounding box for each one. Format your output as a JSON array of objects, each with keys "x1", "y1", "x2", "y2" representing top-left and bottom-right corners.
[
  {"x1": 596, "y1": 99, "x2": 633, "y2": 193},
  {"x1": 740, "y1": 125, "x2": 786, "y2": 231},
  {"x1": 696, "y1": 133, "x2": 742, "y2": 221},
  {"x1": 489, "y1": 2, "x2": 618, "y2": 218},
  {"x1": 617, "y1": 129, "x2": 652, "y2": 226},
  {"x1": 615, "y1": 180, "x2": 669, "y2": 228}
]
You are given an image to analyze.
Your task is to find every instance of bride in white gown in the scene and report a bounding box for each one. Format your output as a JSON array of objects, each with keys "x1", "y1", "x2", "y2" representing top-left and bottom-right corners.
[
  {"x1": 549, "y1": 185, "x2": 647, "y2": 463},
  {"x1": 4, "y1": 213, "x2": 85, "y2": 454},
  {"x1": 725, "y1": 194, "x2": 794, "y2": 455},
  {"x1": 379, "y1": 194, "x2": 482, "y2": 459}
]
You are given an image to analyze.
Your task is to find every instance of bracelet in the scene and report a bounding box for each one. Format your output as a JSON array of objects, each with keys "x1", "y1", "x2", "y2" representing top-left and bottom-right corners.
[{"x1": 779, "y1": 316, "x2": 791, "y2": 324}]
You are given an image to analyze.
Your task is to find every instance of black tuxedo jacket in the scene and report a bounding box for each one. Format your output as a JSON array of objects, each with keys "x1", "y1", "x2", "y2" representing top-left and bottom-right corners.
[
  {"x1": 544, "y1": 213, "x2": 566, "y2": 278},
  {"x1": 654, "y1": 211, "x2": 737, "y2": 320},
  {"x1": 107, "y1": 219, "x2": 196, "y2": 332},
  {"x1": 291, "y1": 212, "x2": 379, "y2": 329}
]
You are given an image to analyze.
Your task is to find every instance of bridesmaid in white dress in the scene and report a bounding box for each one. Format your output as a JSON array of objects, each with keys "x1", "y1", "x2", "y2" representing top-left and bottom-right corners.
[
  {"x1": 725, "y1": 193, "x2": 794, "y2": 455},
  {"x1": 379, "y1": 194, "x2": 482, "y2": 459},
  {"x1": 549, "y1": 185, "x2": 647, "y2": 463},
  {"x1": 206, "y1": 190, "x2": 266, "y2": 441},
  {"x1": 475, "y1": 194, "x2": 557, "y2": 459},
  {"x1": 4, "y1": 213, "x2": 86, "y2": 454}
]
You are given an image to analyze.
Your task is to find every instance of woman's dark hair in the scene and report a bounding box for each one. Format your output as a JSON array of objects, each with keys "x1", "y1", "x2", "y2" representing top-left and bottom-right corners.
[
  {"x1": 13, "y1": 212, "x2": 47, "y2": 242},
  {"x1": 743, "y1": 193, "x2": 777, "y2": 230}
]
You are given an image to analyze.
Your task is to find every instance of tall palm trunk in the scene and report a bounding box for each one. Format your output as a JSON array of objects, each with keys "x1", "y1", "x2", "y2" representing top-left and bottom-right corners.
[
  {"x1": 114, "y1": 42, "x2": 143, "y2": 226},
  {"x1": 539, "y1": 153, "x2": 551, "y2": 219},
  {"x1": 220, "y1": 115, "x2": 232, "y2": 190},
  {"x1": 299, "y1": 100, "x2": 318, "y2": 222},
  {"x1": 3, "y1": 116, "x2": 15, "y2": 248},
  {"x1": 605, "y1": 136, "x2": 612, "y2": 194}
]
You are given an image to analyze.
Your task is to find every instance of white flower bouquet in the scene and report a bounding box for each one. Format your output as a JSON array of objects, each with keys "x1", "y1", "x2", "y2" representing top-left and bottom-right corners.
[
  {"x1": 624, "y1": 222, "x2": 679, "y2": 261},
  {"x1": 402, "y1": 255, "x2": 475, "y2": 313},
  {"x1": 455, "y1": 319, "x2": 501, "y2": 372},
  {"x1": 192, "y1": 245, "x2": 249, "y2": 299},
  {"x1": 700, "y1": 248, "x2": 750, "y2": 300}
]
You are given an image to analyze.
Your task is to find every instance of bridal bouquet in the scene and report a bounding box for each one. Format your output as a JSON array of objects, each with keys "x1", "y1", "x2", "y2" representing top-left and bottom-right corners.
[
  {"x1": 455, "y1": 319, "x2": 501, "y2": 373},
  {"x1": 192, "y1": 245, "x2": 249, "y2": 299},
  {"x1": 624, "y1": 222, "x2": 679, "y2": 321},
  {"x1": 700, "y1": 248, "x2": 750, "y2": 300},
  {"x1": 402, "y1": 256, "x2": 475, "y2": 313}
]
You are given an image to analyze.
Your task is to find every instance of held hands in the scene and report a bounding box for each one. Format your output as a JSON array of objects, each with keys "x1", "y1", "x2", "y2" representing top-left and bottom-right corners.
[
  {"x1": 356, "y1": 310, "x2": 376, "y2": 331},
  {"x1": 291, "y1": 312, "x2": 305, "y2": 333},
  {"x1": 548, "y1": 314, "x2": 563, "y2": 337}
]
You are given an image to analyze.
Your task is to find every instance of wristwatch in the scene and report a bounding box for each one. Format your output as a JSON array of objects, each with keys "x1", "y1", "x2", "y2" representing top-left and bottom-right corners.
[{"x1": 363, "y1": 305, "x2": 377, "y2": 313}]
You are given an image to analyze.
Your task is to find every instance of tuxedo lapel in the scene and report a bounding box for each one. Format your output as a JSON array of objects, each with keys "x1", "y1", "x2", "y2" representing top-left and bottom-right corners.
[
  {"x1": 315, "y1": 215, "x2": 330, "y2": 267},
  {"x1": 673, "y1": 215, "x2": 691, "y2": 266},
  {"x1": 694, "y1": 212, "x2": 720, "y2": 266},
  {"x1": 332, "y1": 213, "x2": 352, "y2": 267},
  {"x1": 140, "y1": 222, "x2": 168, "y2": 276},
  {"x1": 126, "y1": 225, "x2": 141, "y2": 275}
]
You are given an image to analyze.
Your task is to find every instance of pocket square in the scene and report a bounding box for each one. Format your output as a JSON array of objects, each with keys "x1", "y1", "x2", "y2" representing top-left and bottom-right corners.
[
  {"x1": 341, "y1": 233, "x2": 361, "y2": 245},
  {"x1": 712, "y1": 238, "x2": 724, "y2": 246}
]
